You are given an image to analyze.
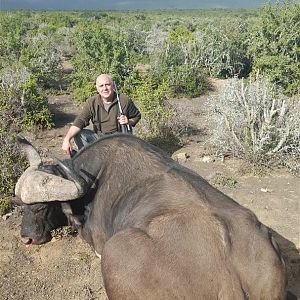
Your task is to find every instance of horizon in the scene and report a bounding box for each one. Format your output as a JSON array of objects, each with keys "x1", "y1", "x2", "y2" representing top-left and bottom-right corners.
[{"x1": 1, "y1": 0, "x2": 296, "y2": 11}]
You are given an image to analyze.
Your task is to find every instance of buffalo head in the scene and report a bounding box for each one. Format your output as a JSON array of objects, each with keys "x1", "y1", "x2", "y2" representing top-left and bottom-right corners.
[
  {"x1": 20, "y1": 201, "x2": 68, "y2": 245},
  {"x1": 14, "y1": 134, "x2": 87, "y2": 245}
]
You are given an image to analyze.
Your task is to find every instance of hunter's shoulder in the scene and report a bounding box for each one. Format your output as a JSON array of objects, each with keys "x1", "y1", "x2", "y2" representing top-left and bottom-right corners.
[
  {"x1": 86, "y1": 94, "x2": 100, "y2": 104},
  {"x1": 119, "y1": 93, "x2": 131, "y2": 103}
]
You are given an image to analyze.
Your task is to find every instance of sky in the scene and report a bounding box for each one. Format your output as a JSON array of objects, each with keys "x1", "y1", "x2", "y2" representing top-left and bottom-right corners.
[{"x1": 0, "y1": 0, "x2": 295, "y2": 10}]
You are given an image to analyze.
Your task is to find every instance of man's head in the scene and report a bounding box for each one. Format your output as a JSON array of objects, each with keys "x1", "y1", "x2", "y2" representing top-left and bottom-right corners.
[{"x1": 96, "y1": 74, "x2": 114, "y2": 102}]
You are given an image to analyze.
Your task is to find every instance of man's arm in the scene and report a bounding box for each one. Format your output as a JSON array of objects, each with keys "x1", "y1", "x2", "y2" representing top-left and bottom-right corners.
[
  {"x1": 62, "y1": 125, "x2": 81, "y2": 155},
  {"x1": 62, "y1": 97, "x2": 95, "y2": 155},
  {"x1": 126, "y1": 99, "x2": 141, "y2": 126}
]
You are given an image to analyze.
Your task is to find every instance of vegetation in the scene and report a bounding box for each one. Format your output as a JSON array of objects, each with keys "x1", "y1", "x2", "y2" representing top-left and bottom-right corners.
[
  {"x1": 208, "y1": 78, "x2": 300, "y2": 173},
  {"x1": 212, "y1": 173, "x2": 237, "y2": 188},
  {"x1": 0, "y1": 65, "x2": 52, "y2": 213},
  {"x1": 0, "y1": 2, "x2": 299, "y2": 212},
  {"x1": 248, "y1": 0, "x2": 300, "y2": 95}
]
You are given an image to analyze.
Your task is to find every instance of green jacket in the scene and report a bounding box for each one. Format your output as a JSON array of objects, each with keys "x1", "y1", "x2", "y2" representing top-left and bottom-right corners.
[{"x1": 73, "y1": 92, "x2": 141, "y2": 134}]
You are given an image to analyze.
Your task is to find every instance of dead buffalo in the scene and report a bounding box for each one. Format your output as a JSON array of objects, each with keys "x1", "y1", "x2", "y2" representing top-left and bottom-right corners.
[{"x1": 14, "y1": 133, "x2": 287, "y2": 299}]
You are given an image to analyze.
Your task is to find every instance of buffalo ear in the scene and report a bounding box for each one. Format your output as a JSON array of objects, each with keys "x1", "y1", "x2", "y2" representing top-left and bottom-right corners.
[
  {"x1": 17, "y1": 134, "x2": 42, "y2": 167},
  {"x1": 61, "y1": 202, "x2": 83, "y2": 228}
]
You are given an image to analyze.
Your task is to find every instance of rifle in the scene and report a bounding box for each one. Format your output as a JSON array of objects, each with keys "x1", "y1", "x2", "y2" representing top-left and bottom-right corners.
[{"x1": 113, "y1": 82, "x2": 132, "y2": 134}]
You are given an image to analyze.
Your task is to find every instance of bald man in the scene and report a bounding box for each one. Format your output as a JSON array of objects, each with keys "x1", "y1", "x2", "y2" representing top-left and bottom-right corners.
[{"x1": 62, "y1": 74, "x2": 141, "y2": 156}]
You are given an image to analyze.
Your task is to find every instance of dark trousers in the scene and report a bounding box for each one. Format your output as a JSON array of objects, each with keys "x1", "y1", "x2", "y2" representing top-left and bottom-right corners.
[{"x1": 74, "y1": 129, "x2": 99, "y2": 150}]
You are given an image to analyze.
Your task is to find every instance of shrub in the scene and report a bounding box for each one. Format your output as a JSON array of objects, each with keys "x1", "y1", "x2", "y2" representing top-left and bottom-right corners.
[
  {"x1": 144, "y1": 25, "x2": 167, "y2": 57},
  {"x1": 194, "y1": 19, "x2": 251, "y2": 78},
  {"x1": 0, "y1": 66, "x2": 53, "y2": 129},
  {"x1": 123, "y1": 70, "x2": 193, "y2": 152},
  {"x1": 208, "y1": 78, "x2": 300, "y2": 173},
  {"x1": 0, "y1": 12, "x2": 64, "y2": 87},
  {"x1": 212, "y1": 173, "x2": 237, "y2": 188},
  {"x1": 70, "y1": 21, "x2": 135, "y2": 102},
  {"x1": 146, "y1": 18, "x2": 250, "y2": 98},
  {"x1": 19, "y1": 31, "x2": 63, "y2": 88},
  {"x1": 0, "y1": 65, "x2": 52, "y2": 205},
  {"x1": 0, "y1": 12, "x2": 28, "y2": 65},
  {"x1": 0, "y1": 132, "x2": 27, "y2": 213},
  {"x1": 248, "y1": 0, "x2": 300, "y2": 95},
  {"x1": 149, "y1": 25, "x2": 209, "y2": 98},
  {"x1": 123, "y1": 72, "x2": 169, "y2": 138},
  {"x1": 0, "y1": 196, "x2": 10, "y2": 216}
]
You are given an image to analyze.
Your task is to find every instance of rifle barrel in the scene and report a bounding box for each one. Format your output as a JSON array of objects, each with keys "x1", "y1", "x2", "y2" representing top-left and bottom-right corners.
[{"x1": 114, "y1": 82, "x2": 130, "y2": 133}]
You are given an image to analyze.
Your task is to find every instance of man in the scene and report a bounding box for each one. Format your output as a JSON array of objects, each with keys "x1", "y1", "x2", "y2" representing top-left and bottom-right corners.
[{"x1": 62, "y1": 74, "x2": 141, "y2": 155}]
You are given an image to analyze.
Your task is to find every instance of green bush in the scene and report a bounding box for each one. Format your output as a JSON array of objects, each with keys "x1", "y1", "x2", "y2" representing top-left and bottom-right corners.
[
  {"x1": 0, "y1": 132, "x2": 26, "y2": 213},
  {"x1": 165, "y1": 63, "x2": 208, "y2": 98},
  {"x1": 0, "y1": 196, "x2": 10, "y2": 216},
  {"x1": 148, "y1": 25, "x2": 209, "y2": 98},
  {"x1": 124, "y1": 71, "x2": 169, "y2": 138},
  {"x1": 0, "y1": 66, "x2": 53, "y2": 130},
  {"x1": 0, "y1": 65, "x2": 52, "y2": 204},
  {"x1": 195, "y1": 19, "x2": 251, "y2": 78},
  {"x1": 22, "y1": 78, "x2": 53, "y2": 129},
  {"x1": 168, "y1": 24, "x2": 195, "y2": 43},
  {"x1": 70, "y1": 21, "x2": 135, "y2": 102},
  {"x1": 123, "y1": 70, "x2": 192, "y2": 152},
  {"x1": 145, "y1": 18, "x2": 250, "y2": 98},
  {"x1": 248, "y1": 0, "x2": 300, "y2": 95},
  {"x1": 0, "y1": 12, "x2": 29, "y2": 65},
  {"x1": 0, "y1": 12, "x2": 65, "y2": 87},
  {"x1": 19, "y1": 33, "x2": 62, "y2": 87}
]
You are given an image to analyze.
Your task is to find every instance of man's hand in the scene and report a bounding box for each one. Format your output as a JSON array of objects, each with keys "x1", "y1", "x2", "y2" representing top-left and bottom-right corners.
[
  {"x1": 62, "y1": 138, "x2": 72, "y2": 155},
  {"x1": 61, "y1": 125, "x2": 81, "y2": 156},
  {"x1": 118, "y1": 115, "x2": 129, "y2": 125}
]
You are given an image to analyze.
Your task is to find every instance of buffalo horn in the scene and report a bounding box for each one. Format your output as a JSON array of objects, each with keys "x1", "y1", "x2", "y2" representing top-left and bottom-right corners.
[
  {"x1": 55, "y1": 158, "x2": 87, "y2": 197},
  {"x1": 15, "y1": 166, "x2": 86, "y2": 204},
  {"x1": 16, "y1": 134, "x2": 42, "y2": 167},
  {"x1": 15, "y1": 135, "x2": 88, "y2": 204}
]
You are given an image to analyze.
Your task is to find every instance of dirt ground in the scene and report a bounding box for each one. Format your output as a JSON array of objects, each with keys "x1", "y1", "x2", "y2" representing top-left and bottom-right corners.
[{"x1": 0, "y1": 80, "x2": 299, "y2": 299}]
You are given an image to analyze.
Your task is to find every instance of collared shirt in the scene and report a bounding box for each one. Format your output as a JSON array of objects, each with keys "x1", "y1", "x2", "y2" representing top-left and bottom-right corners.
[{"x1": 73, "y1": 92, "x2": 141, "y2": 134}]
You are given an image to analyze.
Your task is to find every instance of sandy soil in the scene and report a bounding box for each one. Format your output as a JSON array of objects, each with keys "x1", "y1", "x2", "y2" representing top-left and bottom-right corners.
[{"x1": 0, "y1": 81, "x2": 299, "y2": 299}]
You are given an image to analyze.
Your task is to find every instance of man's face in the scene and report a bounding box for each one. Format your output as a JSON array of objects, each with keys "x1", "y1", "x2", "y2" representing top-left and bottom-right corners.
[{"x1": 96, "y1": 75, "x2": 113, "y2": 102}]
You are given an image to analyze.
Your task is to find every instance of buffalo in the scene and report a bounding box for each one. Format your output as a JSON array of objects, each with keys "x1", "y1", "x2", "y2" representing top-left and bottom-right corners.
[{"x1": 14, "y1": 133, "x2": 287, "y2": 299}]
